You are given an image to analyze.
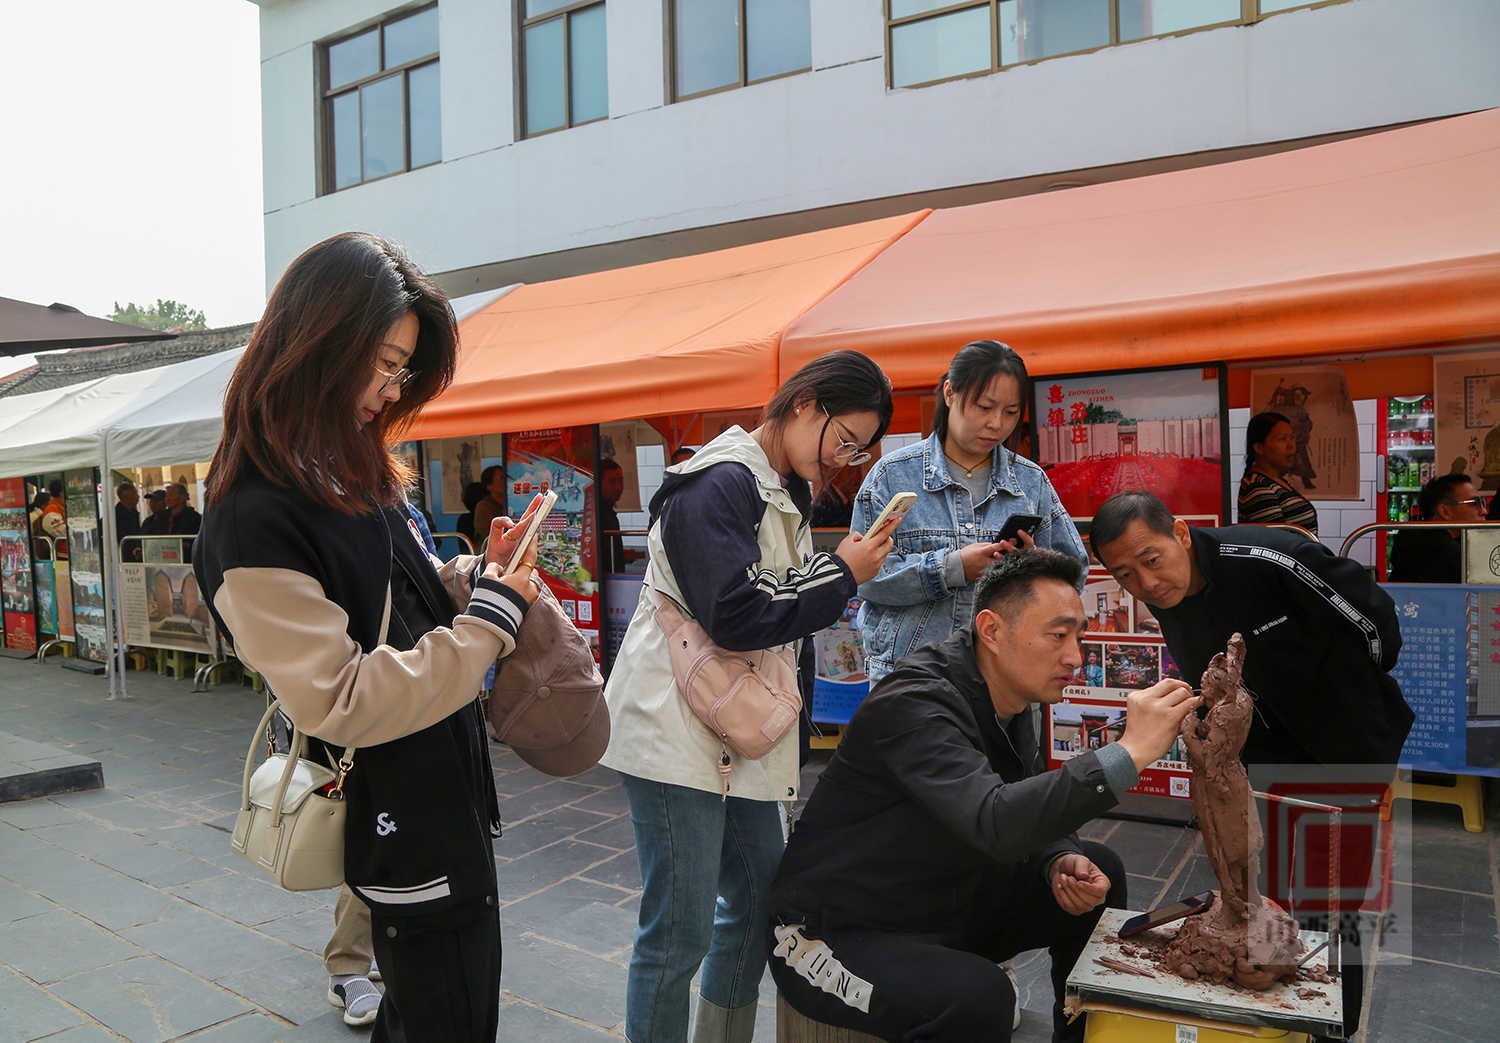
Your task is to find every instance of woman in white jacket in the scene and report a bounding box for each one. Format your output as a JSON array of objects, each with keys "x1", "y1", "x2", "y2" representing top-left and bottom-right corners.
[{"x1": 602, "y1": 351, "x2": 896, "y2": 1043}]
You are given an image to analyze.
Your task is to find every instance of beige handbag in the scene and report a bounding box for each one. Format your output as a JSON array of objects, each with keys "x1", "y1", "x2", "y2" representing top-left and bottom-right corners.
[
  {"x1": 229, "y1": 587, "x2": 388, "y2": 891},
  {"x1": 651, "y1": 581, "x2": 800, "y2": 796}
]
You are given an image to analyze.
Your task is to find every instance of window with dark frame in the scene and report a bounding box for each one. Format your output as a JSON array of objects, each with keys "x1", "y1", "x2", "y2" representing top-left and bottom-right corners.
[
  {"x1": 887, "y1": 0, "x2": 1338, "y2": 90},
  {"x1": 520, "y1": 0, "x2": 608, "y2": 138},
  {"x1": 323, "y1": 4, "x2": 441, "y2": 193},
  {"x1": 671, "y1": 0, "x2": 812, "y2": 102}
]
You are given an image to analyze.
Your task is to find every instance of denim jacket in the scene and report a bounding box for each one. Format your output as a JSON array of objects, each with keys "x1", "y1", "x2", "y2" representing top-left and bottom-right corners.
[{"x1": 851, "y1": 432, "x2": 1086, "y2": 680}]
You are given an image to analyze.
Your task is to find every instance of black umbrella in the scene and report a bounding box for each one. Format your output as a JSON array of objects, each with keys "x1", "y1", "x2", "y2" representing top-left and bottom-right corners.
[{"x1": 0, "y1": 296, "x2": 174, "y2": 356}]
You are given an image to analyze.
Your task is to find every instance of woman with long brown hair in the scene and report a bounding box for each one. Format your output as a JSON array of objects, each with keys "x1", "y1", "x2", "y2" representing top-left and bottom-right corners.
[{"x1": 193, "y1": 232, "x2": 540, "y2": 1041}]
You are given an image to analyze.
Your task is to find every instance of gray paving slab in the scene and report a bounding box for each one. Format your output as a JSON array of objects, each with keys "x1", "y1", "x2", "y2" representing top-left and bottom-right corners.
[
  {"x1": 0, "y1": 797, "x2": 84, "y2": 829},
  {"x1": 257, "y1": 907, "x2": 336, "y2": 956},
  {"x1": 500, "y1": 928, "x2": 628, "y2": 1030},
  {"x1": 211, "y1": 950, "x2": 333, "y2": 1026},
  {"x1": 497, "y1": 806, "x2": 613, "y2": 858},
  {"x1": 0, "y1": 909, "x2": 139, "y2": 984},
  {"x1": 500, "y1": 779, "x2": 601, "y2": 823},
  {"x1": 574, "y1": 814, "x2": 636, "y2": 852},
  {"x1": 0, "y1": 878, "x2": 53, "y2": 925},
  {"x1": 497, "y1": 1001, "x2": 616, "y2": 1041},
  {"x1": 170, "y1": 872, "x2": 329, "y2": 927},
  {"x1": 0, "y1": 965, "x2": 86, "y2": 1042},
  {"x1": 496, "y1": 840, "x2": 619, "y2": 903},
  {"x1": 49, "y1": 956, "x2": 253, "y2": 1041},
  {"x1": 123, "y1": 906, "x2": 309, "y2": 982},
  {"x1": 578, "y1": 850, "x2": 642, "y2": 891},
  {"x1": 526, "y1": 899, "x2": 638, "y2": 959},
  {"x1": 168, "y1": 1012, "x2": 298, "y2": 1041}
]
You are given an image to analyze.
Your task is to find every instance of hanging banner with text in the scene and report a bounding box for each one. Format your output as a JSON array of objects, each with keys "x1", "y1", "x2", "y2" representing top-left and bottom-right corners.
[
  {"x1": 1035, "y1": 365, "x2": 1228, "y2": 545},
  {"x1": 0, "y1": 478, "x2": 37, "y2": 652},
  {"x1": 1385, "y1": 583, "x2": 1500, "y2": 777},
  {"x1": 1047, "y1": 567, "x2": 1191, "y2": 800},
  {"x1": 506, "y1": 426, "x2": 602, "y2": 664}
]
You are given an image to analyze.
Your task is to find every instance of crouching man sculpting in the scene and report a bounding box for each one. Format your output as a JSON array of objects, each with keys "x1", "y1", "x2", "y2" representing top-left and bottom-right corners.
[{"x1": 768, "y1": 550, "x2": 1202, "y2": 1042}]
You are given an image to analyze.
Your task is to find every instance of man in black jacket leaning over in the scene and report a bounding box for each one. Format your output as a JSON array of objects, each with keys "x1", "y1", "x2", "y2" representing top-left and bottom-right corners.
[
  {"x1": 1091, "y1": 491, "x2": 1413, "y2": 1041},
  {"x1": 769, "y1": 550, "x2": 1201, "y2": 1042}
]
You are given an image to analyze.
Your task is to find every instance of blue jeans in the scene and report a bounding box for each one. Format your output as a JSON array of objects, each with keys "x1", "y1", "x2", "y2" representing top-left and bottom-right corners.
[{"x1": 619, "y1": 772, "x2": 785, "y2": 1043}]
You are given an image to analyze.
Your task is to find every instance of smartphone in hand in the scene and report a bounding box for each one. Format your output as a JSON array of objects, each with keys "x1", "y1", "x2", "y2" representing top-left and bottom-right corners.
[
  {"x1": 501, "y1": 490, "x2": 558, "y2": 576},
  {"x1": 864, "y1": 492, "x2": 917, "y2": 540},
  {"x1": 995, "y1": 513, "x2": 1043, "y2": 544}
]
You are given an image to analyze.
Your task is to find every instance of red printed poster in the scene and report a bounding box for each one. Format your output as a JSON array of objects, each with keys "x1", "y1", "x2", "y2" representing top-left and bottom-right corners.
[
  {"x1": 0, "y1": 477, "x2": 38, "y2": 652},
  {"x1": 1047, "y1": 567, "x2": 1191, "y2": 800},
  {"x1": 1035, "y1": 365, "x2": 1227, "y2": 535},
  {"x1": 505, "y1": 426, "x2": 602, "y2": 664}
]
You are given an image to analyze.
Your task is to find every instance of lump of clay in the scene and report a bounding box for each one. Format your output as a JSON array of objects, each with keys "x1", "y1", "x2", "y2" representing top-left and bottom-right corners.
[{"x1": 1164, "y1": 634, "x2": 1302, "y2": 990}]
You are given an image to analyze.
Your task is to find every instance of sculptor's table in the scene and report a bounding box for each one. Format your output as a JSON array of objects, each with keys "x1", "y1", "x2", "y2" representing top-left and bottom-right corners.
[{"x1": 1064, "y1": 909, "x2": 1342, "y2": 1041}]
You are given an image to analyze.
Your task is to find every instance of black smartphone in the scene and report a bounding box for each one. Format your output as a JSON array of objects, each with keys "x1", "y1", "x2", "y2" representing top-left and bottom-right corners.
[
  {"x1": 1118, "y1": 891, "x2": 1214, "y2": 938},
  {"x1": 995, "y1": 514, "x2": 1043, "y2": 544}
]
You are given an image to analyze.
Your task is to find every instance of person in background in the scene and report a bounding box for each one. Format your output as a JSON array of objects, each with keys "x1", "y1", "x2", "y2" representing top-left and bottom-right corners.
[
  {"x1": 472, "y1": 466, "x2": 506, "y2": 548},
  {"x1": 1237, "y1": 411, "x2": 1318, "y2": 535},
  {"x1": 163, "y1": 482, "x2": 202, "y2": 535},
  {"x1": 1488, "y1": 485, "x2": 1500, "y2": 522},
  {"x1": 142, "y1": 489, "x2": 169, "y2": 534},
  {"x1": 598, "y1": 458, "x2": 626, "y2": 574},
  {"x1": 116, "y1": 481, "x2": 144, "y2": 562},
  {"x1": 40, "y1": 479, "x2": 68, "y2": 541},
  {"x1": 852, "y1": 340, "x2": 1087, "y2": 683},
  {"x1": 669, "y1": 446, "x2": 696, "y2": 465},
  {"x1": 455, "y1": 481, "x2": 487, "y2": 547},
  {"x1": 28, "y1": 490, "x2": 51, "y2": 538},
  {"x1": 1389, "y1": 473, "x2": 1488, "y2": 583},
  {"x1": 602, "y1": 350, "x2": 897, "y2": 1043},
  {"x1": 193, "y1": 231, "x2": 543, "y2": 1041}
]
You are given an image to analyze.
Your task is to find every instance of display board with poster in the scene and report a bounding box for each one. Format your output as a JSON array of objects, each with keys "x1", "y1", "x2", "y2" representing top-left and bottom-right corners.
[
  {"x1": 1385, "y1": 584, "x2": 1500, "y2": 778},
  {"x1": 1248, "y1": 367, "x2": 1361, "y2": 500},
  {"x1": 63, "y1": 468, "x2": 107, "y2": 663},
  {"x1": 1047, "y1": 566, "x2": 1192, "y2": 800},
  {"x1": 118, "y1": 552, "x2": 218, "y2": 656},
  {"x1": 32, "y1": 558, "x2": 57, "y2": 636},
  {"x1": 1036, "y1": 365, "x2": 1228, "y2": 537},
  {"x1": 506, "y1": 427, "x2": 602, "y2": 664},
  {"x1": 1434, "y1": 350, "x2": 1500, "y2": 497},
  {"x1": 810, "y1": 596, "x2": 870, "y2": 726},
  {"x1": 0, "y1": 478, "x2": 37, "y2": 651}
]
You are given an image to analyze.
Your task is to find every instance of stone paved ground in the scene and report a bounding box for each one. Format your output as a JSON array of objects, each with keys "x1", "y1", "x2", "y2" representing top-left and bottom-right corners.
[{"x1": 2, "y1": 658, "x2": 1497, "y2": 1041}]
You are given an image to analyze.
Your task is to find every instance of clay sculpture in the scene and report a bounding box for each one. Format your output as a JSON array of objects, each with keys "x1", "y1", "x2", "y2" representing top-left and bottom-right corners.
[{"x1": 1164, "y1": 633, "x2": 1303, "y2": 990}]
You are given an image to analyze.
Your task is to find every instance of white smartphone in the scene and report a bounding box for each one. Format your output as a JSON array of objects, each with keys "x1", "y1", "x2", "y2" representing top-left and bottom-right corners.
[
  {"x1": 864, "y1": 491, "x2": 917, "y2": 540},
  {"x1": 500, "y1": 490, "x2": 558, "y2": 576}
]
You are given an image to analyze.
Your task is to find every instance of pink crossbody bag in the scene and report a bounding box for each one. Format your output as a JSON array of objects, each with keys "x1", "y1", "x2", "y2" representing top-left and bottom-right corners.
[{"x1": 651, "y1": 583, "x2": 801, "y2": 797}]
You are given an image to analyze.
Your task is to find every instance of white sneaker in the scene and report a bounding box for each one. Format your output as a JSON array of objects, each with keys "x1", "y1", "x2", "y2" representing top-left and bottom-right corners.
[
  {"x1": 1002, "y1": 961, "x2": 1022, "y2": 1031},
  {"x1": 328, "y1": 975, "x2": 381, "y2": 1027}
]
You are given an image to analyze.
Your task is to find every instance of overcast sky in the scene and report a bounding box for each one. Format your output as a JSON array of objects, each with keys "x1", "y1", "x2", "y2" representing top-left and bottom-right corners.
[{"x1": 0, "y1": 1, "x2": 263, "y2": 374}]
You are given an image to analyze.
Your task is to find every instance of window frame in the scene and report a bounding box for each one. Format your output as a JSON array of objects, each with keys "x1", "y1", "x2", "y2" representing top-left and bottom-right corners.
[
  {"x1": 667, "y1": 0, "x2": 813, "y2": 104},
  {"x1": 319, "y1": 3, "x2": 441, "y2": 195},
  {"x1": 517, "y1": 0, "x2": 609, "y2": 139},
  {"x1": 885, "y1": 0, "x2": 1347, "y2": 91}
]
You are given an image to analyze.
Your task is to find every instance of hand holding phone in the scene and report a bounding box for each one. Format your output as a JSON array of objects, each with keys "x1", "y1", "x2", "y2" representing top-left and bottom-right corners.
[
  {"x1": 1118, "y1": 891, "x2": 1215, "y2": 938},
  {"x1": 864, "y1": 492, "x2": 917, "y2": 540},
  {"x1": 995, "y1": 513, "x2": 1043, "y2": 545},
  {"x1": 499, "y1": 490, "x2": 558, "y2": 577}
]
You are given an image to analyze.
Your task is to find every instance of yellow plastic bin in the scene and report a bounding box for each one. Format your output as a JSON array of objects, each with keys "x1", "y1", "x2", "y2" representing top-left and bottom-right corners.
[{"x1": 1084, "y1": 1008, "x2": 1308, "y2": 1043}]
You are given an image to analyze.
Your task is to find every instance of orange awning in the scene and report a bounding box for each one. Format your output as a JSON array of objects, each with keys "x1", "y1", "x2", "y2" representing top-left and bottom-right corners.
[
  {"x1": 409, "y1": 212, "x2": 929, "y2": 438},
  {"x1": 783, "y1": 109, "x2": 1500, "y2": 388}
]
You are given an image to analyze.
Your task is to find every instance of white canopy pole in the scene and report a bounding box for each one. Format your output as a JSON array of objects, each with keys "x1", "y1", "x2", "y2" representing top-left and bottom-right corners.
[{"x1": 99, "y1": 440, "x2": 128, "y2": 700}]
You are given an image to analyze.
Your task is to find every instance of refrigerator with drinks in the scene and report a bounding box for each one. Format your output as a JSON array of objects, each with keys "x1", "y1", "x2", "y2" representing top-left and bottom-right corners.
[{"x1": 1377, "y1": 394, "x2": 1436, "y2": 577}]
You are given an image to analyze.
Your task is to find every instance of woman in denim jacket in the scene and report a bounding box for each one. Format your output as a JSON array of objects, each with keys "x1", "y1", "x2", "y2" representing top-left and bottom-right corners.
[{"x1": 852, "y1": 341, "x2": 1087, "y2": 681}]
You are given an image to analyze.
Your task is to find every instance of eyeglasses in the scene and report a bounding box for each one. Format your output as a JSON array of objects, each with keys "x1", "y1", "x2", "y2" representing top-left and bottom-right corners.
[
  {"x1": 1451, "y1": 496, "x2": 1490, "y2": 510},
  {"x1": 373, "y1": 364, "x2": 417, "y2": 392},
  {"x1": 821, "y1": 405, "x2": 873, "y2": 467}
]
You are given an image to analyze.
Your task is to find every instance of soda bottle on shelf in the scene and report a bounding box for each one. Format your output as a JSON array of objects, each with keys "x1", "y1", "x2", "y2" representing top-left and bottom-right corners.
[{"x1": 1422, "y1": 394, "x2": 1434, "y2": 415}]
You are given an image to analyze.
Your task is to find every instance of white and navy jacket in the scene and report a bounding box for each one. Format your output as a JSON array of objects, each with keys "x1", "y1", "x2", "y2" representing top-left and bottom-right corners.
[
  {"x1": 194, "y1": 466, "x2": 529, "y2": 916},
  {"x1": 600, "y1": 427, "x2": 856, "y2": 801}
]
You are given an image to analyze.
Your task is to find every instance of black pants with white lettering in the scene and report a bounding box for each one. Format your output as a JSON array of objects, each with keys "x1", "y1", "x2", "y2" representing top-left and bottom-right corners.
[
  {"x1": 370, "y1": 899, "x2": 501, "y2": 1043},
  {"x1": 769, "y1": 841, "x2": 1126, "y2": 1043}
]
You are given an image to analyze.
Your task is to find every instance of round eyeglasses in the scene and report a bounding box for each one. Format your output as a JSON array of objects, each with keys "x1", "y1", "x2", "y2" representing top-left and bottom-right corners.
[{"x1": 822, "y1": 405, "x2": 873, "y2": 467}]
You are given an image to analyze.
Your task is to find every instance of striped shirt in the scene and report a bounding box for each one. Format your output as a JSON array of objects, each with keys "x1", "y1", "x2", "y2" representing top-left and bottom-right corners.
[{"x1": 1237, "y1": 471, "x2": 1318, "y2": 535}]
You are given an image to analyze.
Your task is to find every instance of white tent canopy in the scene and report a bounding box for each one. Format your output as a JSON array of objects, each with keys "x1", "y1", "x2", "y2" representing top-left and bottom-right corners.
[{"x1": 0, "y1": 348, "x2": 244, "y2": 476}]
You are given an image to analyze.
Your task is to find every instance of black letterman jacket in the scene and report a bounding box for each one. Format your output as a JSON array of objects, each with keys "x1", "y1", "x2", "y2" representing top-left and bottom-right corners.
[{"x1": 193, "y1": 468, "x2": 529, "y2": 915}]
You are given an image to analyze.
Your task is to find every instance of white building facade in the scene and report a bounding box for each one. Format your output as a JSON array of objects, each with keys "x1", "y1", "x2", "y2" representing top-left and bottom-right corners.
[{"x1": 253, "y1": 0, "x2": 1500, "y2": 296}]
